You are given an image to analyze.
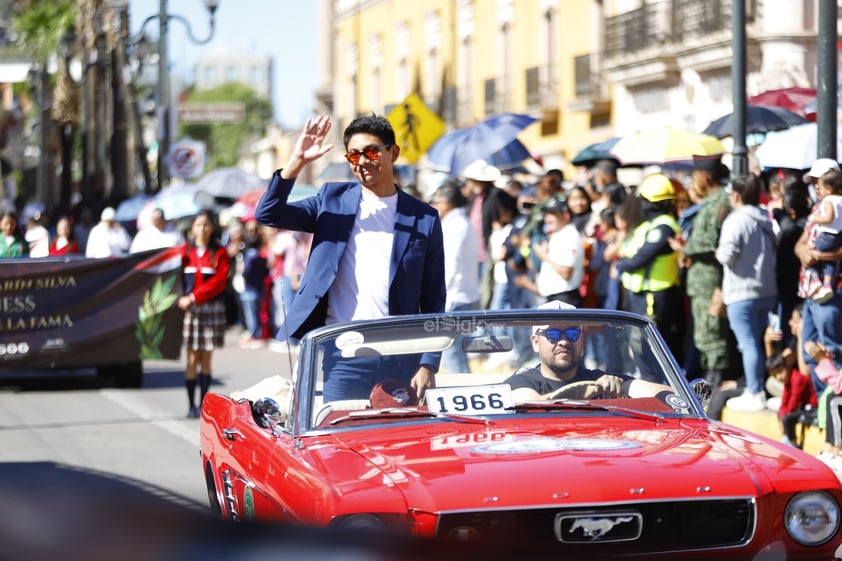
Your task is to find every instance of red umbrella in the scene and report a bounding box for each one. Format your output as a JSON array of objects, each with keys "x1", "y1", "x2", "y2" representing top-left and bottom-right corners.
[{"x1": 749, "y1": 87, "x2": 817, "y2": 118}]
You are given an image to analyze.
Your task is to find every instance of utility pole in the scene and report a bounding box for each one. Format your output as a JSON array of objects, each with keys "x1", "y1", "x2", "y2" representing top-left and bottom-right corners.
[
  {"x1": 817, "y1": 0, "x2": 838, "y2": 160},
  {"x1": 730, "y1": 0, "x2": 747, "y2": 176}
]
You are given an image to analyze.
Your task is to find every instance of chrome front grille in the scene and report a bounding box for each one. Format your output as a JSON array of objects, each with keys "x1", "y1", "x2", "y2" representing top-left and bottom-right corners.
[{"x1": 436, "y1": 499, "x2": 754, "y2": 554}]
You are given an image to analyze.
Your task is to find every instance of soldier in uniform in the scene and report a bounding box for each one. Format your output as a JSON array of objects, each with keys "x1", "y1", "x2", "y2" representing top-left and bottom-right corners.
[{"x1": 681, "y1": 155, "x2": 735, "y2": 387}]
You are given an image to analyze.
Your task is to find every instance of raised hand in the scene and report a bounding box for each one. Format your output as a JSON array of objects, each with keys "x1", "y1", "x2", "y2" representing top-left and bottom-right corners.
[
  {"x1": 281, "y1": 115, "x2": 335, "y2": 179},
  {"x1": 294, "y1": 115, "x2": 334, "y2": 162}
]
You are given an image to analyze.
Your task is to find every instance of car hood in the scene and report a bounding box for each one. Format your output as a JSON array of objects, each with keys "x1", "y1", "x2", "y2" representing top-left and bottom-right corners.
[{"x1": 309, "y1": 416, "x2": 839, "y2": 513}]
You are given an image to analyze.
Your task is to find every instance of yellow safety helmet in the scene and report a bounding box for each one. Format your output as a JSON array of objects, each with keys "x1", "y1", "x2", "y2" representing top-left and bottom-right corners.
[{"x1": 638, "y1": 173, "x2": 675, "y2": 202}]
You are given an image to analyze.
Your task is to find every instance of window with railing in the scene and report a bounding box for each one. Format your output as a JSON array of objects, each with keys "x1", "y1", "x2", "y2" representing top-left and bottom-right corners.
[
  {"x1": 441, "y1": 86, "x2": 457, "y2": 126},
  {"x1": 604, "y1": 3, "x2": 660, "y2": 58},
  {"x1": 526, "y1": 67, "x2": 540, "y2": 107},
  {"x1": 484, "y1": 78, "x2": 496, "y2": 116},
  {"x1": 574, "y1": 54, "x2": 593, "y2": 97}
]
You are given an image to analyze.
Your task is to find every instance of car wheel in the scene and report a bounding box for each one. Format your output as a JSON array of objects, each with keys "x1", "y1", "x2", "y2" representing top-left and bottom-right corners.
[
  {"x1": 96, "y1": 361, "x2": 143, "y2": 388},
  {"x1": 112, "y1": 361, "x2": 143, "y2": 388},
  {"x1": 205, "y1": 463, "x2": 223, "y2": 518}
]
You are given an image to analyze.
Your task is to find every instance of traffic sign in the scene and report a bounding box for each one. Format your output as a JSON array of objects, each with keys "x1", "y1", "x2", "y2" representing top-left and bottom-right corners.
[{"x1": 386, "y1": 93, "x2": 445, "y2": 164}]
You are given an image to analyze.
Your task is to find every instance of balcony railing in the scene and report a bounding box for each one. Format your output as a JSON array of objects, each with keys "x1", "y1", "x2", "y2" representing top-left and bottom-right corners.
[
  {"x1": 525, "y1": 65, "x2": 559, "y2": 110},
  {"x1": 604, "y1": 2, "x2": 665, "y2": 58},
  {"x1": 605, "y1": 0, "x2": 750, "y2": 59}
]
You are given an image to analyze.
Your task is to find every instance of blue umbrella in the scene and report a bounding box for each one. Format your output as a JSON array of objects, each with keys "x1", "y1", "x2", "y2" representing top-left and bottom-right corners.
[
  {"x1": 427, "y1": 130, "x2": 533, "y2": 176},
  {"x1": 153, "y1": 184, "x2": 212, "y2": 220},
  {"x1": 425, "y1": 112, "x2": 539, "y2": 177},
  {"x1": 114, "y1": 194, "x2": 154, "y2": 222}
]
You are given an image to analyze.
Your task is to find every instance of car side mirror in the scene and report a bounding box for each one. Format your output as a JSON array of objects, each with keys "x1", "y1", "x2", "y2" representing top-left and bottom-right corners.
[
  {"x1": 252, "y1": 397, "x2": 284, "y2": 428},
  {"x1": 689, "y1": 378, "x2": 712, "y2": 407}
]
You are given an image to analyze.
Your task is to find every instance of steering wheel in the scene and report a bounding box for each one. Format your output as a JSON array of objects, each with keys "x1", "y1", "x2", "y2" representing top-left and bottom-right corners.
[{"x1": 548, "y1": 380, "x2": 620, "y2": 400}]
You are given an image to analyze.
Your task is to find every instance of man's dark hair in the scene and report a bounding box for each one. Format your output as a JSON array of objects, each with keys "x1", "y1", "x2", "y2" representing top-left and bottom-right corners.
[
  {"x1": 594, "y1": 159, "x2": 618, "y2": 178},
  {"x1": 343, "y1": 114, "x2": 396, "y2": 148},
  {"x1": 783, "y1": 189, "x2": 811, "y2": 219},
  {"x1": 731, "y1": 174, "x2": 761, "y2": 206},
  {"x1": 766, "y1": 353, "x2": 787, "y2": 373},
  {"x1": 433, "y1": 182, "x2": 467, "y2": 208},
  {"x1": 546, "y1": 168, "x2": 564, "y2": 184}
]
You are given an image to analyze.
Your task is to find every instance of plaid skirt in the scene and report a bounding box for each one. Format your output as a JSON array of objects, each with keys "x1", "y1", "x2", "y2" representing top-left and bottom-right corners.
[{"x1": 183, "y1": 299, "x2": 226, "y2": 351}]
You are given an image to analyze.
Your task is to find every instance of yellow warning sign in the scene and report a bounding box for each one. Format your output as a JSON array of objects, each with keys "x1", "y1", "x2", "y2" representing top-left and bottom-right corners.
[{"x1": 386, "y1": 93, "x2": 445, "y2": 164}]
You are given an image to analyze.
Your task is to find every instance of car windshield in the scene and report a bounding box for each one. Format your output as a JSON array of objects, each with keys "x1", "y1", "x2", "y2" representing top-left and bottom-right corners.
[{"x1": 292, "y1": 310, "x2": 702, "y2": 432}]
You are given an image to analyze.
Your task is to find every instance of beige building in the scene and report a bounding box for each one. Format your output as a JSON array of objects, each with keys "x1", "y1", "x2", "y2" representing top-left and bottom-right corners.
[{"x1": 317, "y1": 0, "x2": 828, "y2": 187}]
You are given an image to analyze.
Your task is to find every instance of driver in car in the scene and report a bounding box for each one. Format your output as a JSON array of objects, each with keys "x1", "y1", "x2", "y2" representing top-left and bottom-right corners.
[{"x1": 504, "y1": 301, "x2": 671, "y2": 402}]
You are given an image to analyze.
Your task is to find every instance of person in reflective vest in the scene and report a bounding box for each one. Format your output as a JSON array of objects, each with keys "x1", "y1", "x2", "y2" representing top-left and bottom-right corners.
[{"x1": 614, "y1": 173, "x2": 685, "y2": 366}]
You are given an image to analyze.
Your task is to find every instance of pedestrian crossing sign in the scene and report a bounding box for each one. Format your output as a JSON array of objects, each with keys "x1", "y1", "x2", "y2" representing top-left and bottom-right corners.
[{"x1": 386, "y1": 93, "x2": 445, "y2": 164}]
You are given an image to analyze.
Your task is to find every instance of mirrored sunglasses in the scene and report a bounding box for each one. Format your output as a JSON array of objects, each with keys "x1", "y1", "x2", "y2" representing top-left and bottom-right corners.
[
  {"x1": 344, "y1": 144, "x2": 392, "y2": 165},
  {"x1": 536, "y1": 327, "x2": 582, "y2": 344}
]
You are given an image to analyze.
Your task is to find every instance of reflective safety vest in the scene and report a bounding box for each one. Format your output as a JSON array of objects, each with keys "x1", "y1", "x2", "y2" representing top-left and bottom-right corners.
[{"x1": 621, "y1": 214, "x2": 680, "y2": 293}]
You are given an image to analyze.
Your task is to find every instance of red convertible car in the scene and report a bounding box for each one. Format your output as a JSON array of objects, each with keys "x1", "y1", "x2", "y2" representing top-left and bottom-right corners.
[{"x1": 200, "y1": 308, "x2": 842, "y2": 559}]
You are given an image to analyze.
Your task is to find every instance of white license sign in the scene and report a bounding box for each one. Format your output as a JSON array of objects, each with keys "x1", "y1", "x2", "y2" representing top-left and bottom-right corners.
[{"x1": 425, "y1": 384, "x2": 514, "y2": 416}]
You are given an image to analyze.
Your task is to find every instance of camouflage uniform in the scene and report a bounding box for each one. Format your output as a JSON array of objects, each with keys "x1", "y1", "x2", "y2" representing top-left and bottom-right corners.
[{"x1": 683, "y1": 187, "x2": 733, "y2": 374}]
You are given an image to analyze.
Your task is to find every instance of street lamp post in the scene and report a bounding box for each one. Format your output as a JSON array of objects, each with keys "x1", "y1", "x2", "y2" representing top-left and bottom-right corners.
[{"x1": 120, "y1": 0, "x2": 219, "y2": 191}]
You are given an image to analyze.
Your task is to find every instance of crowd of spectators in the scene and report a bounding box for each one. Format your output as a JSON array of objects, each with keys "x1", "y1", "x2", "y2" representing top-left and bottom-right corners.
[
  {"x1": 3, "y1": 151, "x2": 842, "y2": 467},
  {"x1": 426, "y1": 154, "x2": 842, "y2": 472}
]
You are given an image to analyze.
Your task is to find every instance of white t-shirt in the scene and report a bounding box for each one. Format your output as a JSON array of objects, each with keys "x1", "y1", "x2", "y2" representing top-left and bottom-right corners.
[
  {"x1": 489, "y1": 223, "x2": 512, "y2": 285},
  {"x1": 326, "y1": 190, "x2": 397, "y2": 324},
  {"x1": 815, "y1": 194, "x2": 842, "y2": 236},
  {"x1": 25, "y1": 224, "x2": 50, "y2": 257},
  {"x1": 536, "y1": 222, "x2": 585, "y2": 297},
  {"x1": 440, "y1": 207, "x2": 480, "y2": 309},
  {"x1": 129, "y1": 225, "x2": 183, "y2": 253},
  {"x1": 85, "y1": 222, "x2": 132, "y2": 258}
]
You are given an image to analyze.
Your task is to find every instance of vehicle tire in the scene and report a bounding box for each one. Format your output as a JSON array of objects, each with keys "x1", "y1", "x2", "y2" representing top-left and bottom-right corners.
[
  {"x1": 98, "y1": 361, "x2": 144, "y2": 388},
  {"x1": 205, "y1": 463, "x2": 223, "y2": 518}
]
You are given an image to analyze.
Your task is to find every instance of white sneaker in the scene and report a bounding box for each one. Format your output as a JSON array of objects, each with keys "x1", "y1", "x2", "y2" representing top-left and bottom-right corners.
[
  {"x1": 726, "y1": 390, "x2": 766, "y2": 412},
  {"x1": 813, "y1": 286, "x2": 834, "y2": 304},
  {"x1": 269, "y1": 340, "x2": 298, "y2": 354},
  {"x1": 765, "y1": 396, "x2": 781, "y2": 413}
]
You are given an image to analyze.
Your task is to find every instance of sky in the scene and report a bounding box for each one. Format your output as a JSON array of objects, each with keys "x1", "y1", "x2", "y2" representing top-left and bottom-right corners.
[{"x1": 128, "y1": 0, "x2": 320, "y2": 129}]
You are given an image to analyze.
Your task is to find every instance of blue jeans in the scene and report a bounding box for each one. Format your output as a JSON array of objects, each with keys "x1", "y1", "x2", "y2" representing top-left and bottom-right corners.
[
  {"x1": 272, "y1": 276, "x2": 299, "y2": 343},
  {"x1": 802, "y1": 294, "x2": 842, "y2": 394},
  {"x1": 238, "y1": 288, "x2": 262, "y2": 339},
  {"x1": 726, "y1": 295, "x2": 777, "y2": 394},
  {"x1": 439, "y1": 301, "x2": 479, "y2": 373}
]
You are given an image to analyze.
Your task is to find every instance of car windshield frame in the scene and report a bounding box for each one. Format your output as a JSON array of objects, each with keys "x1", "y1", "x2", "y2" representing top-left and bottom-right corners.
[{"x1": 286, "y1": 309, "x2": 706, "y2": 436}]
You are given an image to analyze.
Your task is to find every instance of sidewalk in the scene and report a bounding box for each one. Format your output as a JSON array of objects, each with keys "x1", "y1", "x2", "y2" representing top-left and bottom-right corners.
[{"x1": 144, "y1": 328, "x2": 296, "y2": 393}]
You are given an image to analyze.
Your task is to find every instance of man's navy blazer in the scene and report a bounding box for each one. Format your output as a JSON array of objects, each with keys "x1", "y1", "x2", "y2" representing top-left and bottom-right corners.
[{"x1": 255, "y1": 171, "x2": 446, "y2": 341}]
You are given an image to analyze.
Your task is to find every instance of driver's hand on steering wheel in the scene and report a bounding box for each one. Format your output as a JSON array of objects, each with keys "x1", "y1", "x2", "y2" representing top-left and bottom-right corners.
[{"x1": 592, "y1": 375, "x2": 626, "y2": 398}]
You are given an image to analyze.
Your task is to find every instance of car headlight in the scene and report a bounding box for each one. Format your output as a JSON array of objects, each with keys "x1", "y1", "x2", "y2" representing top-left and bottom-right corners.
[
  {"x1": 329, "y1": 514, "x2": 388, "y2": 533},
  {"x1": 785, "y1": 491, "x2": 841, "y2": 546}
]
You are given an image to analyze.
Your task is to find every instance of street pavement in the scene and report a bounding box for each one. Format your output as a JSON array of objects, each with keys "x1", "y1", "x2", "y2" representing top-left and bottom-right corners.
[{"x1": 145, "y1": 327, "x2": 296, "y2": 402}]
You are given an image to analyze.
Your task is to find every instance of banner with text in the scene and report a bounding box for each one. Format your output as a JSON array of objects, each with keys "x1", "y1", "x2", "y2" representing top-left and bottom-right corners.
[{"x1": 0, "y1": 248, "x2": 183, "y2": 369}]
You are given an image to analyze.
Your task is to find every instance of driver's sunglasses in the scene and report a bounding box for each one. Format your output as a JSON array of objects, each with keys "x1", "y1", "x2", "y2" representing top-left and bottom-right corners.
[
  {"x1": 344, "y1": 144, "x2": 392, "y2": 165},
  {"x1": 536, "y1": 327, "x2": 582, "y2": 344}
]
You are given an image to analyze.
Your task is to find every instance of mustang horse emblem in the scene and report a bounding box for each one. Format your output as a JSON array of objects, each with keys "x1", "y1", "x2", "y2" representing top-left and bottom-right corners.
[{"x1": 570, "y1": 516, "x2": 635, "y2": 539}]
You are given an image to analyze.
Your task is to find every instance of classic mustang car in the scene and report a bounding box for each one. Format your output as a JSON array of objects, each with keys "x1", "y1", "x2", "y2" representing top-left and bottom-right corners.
[{"x1": 200, "y1": 308, "x2": 842, "y2": 559}]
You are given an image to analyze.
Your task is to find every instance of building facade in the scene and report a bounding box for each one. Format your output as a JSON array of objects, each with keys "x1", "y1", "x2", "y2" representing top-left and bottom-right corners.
[{"x1": 318, "y1": 0, "x2": 828, "y2": 187}]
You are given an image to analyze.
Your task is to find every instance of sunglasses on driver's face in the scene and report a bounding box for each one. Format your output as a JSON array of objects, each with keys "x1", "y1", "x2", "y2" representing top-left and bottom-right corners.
[
  {"x1": 344, "y1": 144, "x2": 392, "y2": 166},
  {"x1": 536, "y1": 327, "x2": 582, "y2": 344}
]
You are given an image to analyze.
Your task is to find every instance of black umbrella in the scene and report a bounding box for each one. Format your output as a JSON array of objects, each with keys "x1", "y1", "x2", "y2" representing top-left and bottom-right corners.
[
  {"x1": 702, "y1": 105, "x2": 808, "y2": 138},
  {"x1": 571, "y1": 137, "x2": 620, "y2": 167}
]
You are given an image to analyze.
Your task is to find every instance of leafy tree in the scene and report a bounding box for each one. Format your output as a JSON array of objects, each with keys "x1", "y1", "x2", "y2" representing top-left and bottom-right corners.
[
  {"x1": 12, "y1": 0, "x2": 75, "y2": 64},
  {"x1": 11, "y1": 0, "x2": 77, "y2": 209},
  {"x1": 178, "y1": 82, "x2": 272, "y2": 170}
]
